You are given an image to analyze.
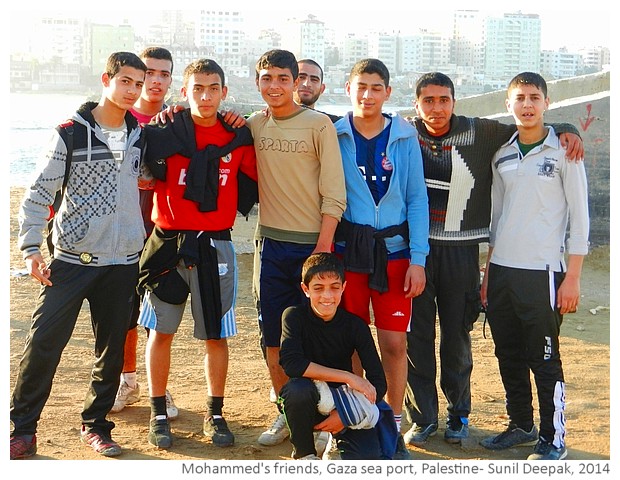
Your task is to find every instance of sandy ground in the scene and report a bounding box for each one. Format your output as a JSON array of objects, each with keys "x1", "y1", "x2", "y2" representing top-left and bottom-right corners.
[{"x1": 7, "y1": 186, "x2": 611, "y2": 468}]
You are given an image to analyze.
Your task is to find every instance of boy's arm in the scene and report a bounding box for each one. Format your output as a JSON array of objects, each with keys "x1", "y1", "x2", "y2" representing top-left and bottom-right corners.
[
  {"x1": 303, "y1": 362, "x2": 377, "y2": 403},
  {"x1": 550, "y1": 123, "x2": 583, "y2": 161},
  {"x1": 18, "y1": 130, "x2": 68, "y2": 261},
  {"x1": 313, "y1": 215, "x2": 340, "y2": 253},
  {"x1": 558, "y1": 159, "x2": 590, "y2": 314},
  {"x1": 404, "y1": 137, "x2": 429, "y2": 298},
  {"x1": 354, "y1": 322, "x2": 388, "y2": 401},
  {"x1": 482, "y1": 118, "x2": 583, "y2": 161},
  {"x1": 316, "y1": 120, "x2": 347, "y2": 247}
]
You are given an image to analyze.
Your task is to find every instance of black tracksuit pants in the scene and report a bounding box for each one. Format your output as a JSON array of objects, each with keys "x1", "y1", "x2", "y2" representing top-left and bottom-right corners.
[
  {"x1": 10, "y1": 259, "x2": 137, "y2": 436},
  {"x1": 486, "y1": 263, "x2": 566, "y2": 447},
  {"x1": 405, "y1": 244, "x2": 481, "y2": 424}
]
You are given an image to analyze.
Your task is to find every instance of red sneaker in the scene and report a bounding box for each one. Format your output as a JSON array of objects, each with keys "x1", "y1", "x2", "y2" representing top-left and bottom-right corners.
[
  {"x1": 10, "y1": 434, "x2": 37, "y2": 460},
  {"x1": 80, "y1": 426, "x2": 122, "y2": 457}
]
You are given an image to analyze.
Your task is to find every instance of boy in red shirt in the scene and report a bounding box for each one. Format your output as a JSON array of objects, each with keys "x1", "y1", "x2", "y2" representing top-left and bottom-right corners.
[{"x1": 137, "y1": 58, "x2": 257, "y2": 449}]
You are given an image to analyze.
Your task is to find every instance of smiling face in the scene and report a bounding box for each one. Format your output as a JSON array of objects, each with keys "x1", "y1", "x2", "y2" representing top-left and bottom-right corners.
[
  {"x1": 256, "y1": 66, "x2": 300, "y2": 116},
  {"x1": 346, "y1": 72, "x2": 391, "y2": 119},
  {"x1": 301, "y1": 272, "x2": 346, "y2": 322},
  {"x1": 182, "y1": 72, "x2": 227, "y2": 126},
  {"x1": 414, "y1": 84, "x2": 455, "y2": 137}
]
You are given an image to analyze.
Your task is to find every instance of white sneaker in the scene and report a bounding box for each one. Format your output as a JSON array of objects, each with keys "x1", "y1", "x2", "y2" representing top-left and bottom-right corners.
[
  {"x1": 314, "y1": 431, "x2": 331, "y2": 457},
  {"x1": 110, "y1": 381, "x2": 140, "y2": 413},
  {"x1": 258, "y1": 413, "x2": 290, "y2": 446},
  {"x1": 165, "y1": 390, "x2": 179, "y2": 420}
]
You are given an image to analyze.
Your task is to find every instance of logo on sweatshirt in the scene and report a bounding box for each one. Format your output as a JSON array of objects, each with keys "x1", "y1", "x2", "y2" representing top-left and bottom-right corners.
[{"x1": 538, "y1": 157, "x2": 557, "y2": 178}]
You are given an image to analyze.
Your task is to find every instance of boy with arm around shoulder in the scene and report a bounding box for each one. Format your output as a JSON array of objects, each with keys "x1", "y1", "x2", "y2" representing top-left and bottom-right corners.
[{"x1": 480, "y1": 72, "x2": 589, "y2": 460}]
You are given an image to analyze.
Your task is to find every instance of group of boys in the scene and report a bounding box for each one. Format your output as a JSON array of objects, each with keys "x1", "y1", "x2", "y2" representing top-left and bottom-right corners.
[{"x1": 10, "y1": 44, "x2": 589, "y2": 463}]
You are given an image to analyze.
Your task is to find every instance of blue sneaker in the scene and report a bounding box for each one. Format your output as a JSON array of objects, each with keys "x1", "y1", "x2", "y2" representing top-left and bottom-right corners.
[
  {"x1": 527, "y1": 438, "x2": 568, "y2": 460},
  {"x1": 403, "y1": 423, "x2": 438, "y2": 446},
  {"x1": 444, "y1": 416, "x2": 469, "y2": 444}
]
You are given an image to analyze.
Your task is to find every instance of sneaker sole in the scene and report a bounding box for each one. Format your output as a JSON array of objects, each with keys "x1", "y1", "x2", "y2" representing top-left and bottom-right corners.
[
  {"x1": 444, "y1": 435, "x2": 466, "y2": 444},
  {"x1": 148, "y1": 435, "x2": 173, "y2": 449},
  {"x1": 81, "y1": 436, "x2": 122, "y2": 456},
  {"x1": 528, "y1": 448, "x2": 568, "y2": 461},
  {"x1": 10, "y1": 444, "x2": 37, "y2": 459},
  {"x1": 480, "y1": 438, "x2": 538, "y2": 450},
  {"x1": 257, "y1": 433, "x2": 289, "y2": 446}
]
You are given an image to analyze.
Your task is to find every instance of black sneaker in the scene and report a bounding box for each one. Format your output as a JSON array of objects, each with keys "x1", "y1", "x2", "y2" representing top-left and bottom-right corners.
[
  {"x1": 527, "y1": 438, "x2": 568, "y2": 460},
  {"x1": 203, "y1": 416, "x2": 235, "y2": 447},
  {"x1": 392, "y1": 434, "x2": 413, "y2": 460},
  {"x1": 444, "y1": 416, "x2": 469, "y2": 444},
  {"x1": 148, "y1": 418, "x2": 173, "y2": 449},
  {"x1": 480, "y1": 424, "x2": 538, "y2": 450}
]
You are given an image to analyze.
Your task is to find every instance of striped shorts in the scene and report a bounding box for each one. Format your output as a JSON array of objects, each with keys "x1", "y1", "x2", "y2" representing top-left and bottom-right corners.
[{"x1": 138, "y1": 239, "x2": 237, "y2": 340}]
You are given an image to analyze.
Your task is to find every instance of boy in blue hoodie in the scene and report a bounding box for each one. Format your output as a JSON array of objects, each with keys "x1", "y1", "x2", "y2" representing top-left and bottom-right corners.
[{"x1": 333, "y1": 58, "x2": 429, "y2": 460}]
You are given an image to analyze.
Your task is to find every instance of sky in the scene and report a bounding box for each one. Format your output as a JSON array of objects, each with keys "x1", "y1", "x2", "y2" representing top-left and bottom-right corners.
[{"x1": 11, "y1": 0, "x2": 610, "y2": 52}]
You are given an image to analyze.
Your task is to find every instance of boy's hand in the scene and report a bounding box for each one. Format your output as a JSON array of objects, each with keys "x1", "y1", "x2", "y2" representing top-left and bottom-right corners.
[
  {"x1": 557, "y1": 275, "x2": 580, "y2": 314},
  {"x1": 26, "y1": 252, "x2": 52, "y2": 286},
  {"x1": 314, "y1": 409, "x2": 345, "y2": 434},
  {"x1": 347, "y1": 375, "x2": 377, "y2": 404},
  {"x1": 220, "y1": 109, "x2": 246, "y2": 128},
  {"x1": 155, "y1": 104, "x2": 185, "y2": 125},
  {"x1": 404, "y1": 264, "x2": 426, "y2": 298},
  {"x1": 559, "y1": 132, "x2": 584, "y2": 162}
]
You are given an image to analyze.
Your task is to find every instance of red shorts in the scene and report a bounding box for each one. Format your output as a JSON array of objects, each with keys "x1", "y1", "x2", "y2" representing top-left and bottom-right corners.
[{"x1": 341, "y1": 258, "x2": 412, "y2": 332}]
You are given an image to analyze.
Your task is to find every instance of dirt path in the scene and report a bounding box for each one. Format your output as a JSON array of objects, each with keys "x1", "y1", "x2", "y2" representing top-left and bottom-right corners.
[{"x1": 8, "y1": 187, "x2": 610, "y2": 466}]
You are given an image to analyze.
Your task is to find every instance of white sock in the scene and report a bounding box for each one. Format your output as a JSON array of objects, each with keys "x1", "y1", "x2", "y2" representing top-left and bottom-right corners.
[
  {"x1": 122, "y1": 371, "x2": 137, "y2": 388},
  {"x1": 394, "y1": 414, "x2": 402, "y2": 433}
]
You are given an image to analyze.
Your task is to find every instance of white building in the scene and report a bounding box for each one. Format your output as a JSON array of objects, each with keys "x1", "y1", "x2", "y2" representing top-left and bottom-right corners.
[
  {"x1": 280, "y1": 14, "x2": 326, "y2": 67},
  {"x1": 195, "y1": 10, "x2": 244, "y2": 75},
  {"x1": 540, "y1": 48, "x2": 584, "y2": 79},
  {"x1": 484, "y1": 13, "x2": 541, "y2": 84}
]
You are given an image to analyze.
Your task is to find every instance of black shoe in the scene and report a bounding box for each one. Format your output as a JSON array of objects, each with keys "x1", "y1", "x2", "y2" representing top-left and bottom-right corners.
[
  {"x1": 203, "y1": 416, "x2": 235, "y2": 447},
  {"x1": 148, "y1": 418, "x2": 173, "y2": 449},
  {"x1": 480, "y1": 424, "x2": 538, "y2": 450},
  {"x1": 392, "y1": 434, "x2": 413, "y2": 460}
]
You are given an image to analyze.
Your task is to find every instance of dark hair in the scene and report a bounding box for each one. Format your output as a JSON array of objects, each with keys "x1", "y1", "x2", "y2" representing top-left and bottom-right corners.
[
  {"x1": 302, "y1": 253, "x2": 345, "y2": 286},
  {"x1": 507, "y1": 71, "x2": 548, "y2": 98},
  {"x1": 140, "y1": 46, "x2": 174, "y2": 74},
  {"x1": 255, "y1": 49, "x2": 299, "y2": 80},
  {"x1": 183, "y1": 58, "x2": 226, "y2": 87},
  {"x1": 349, "y1": 58, "x2": 390, "y2": 87},
  {"x1": 105, "y1": 51, "x2": 147, "y2": 78},
  {"x1": 298, "y1": 58, "x2": 323, "y2": 82},
  {"x1": 415, "y1": 72, "x2": 455, "y2": 100}
]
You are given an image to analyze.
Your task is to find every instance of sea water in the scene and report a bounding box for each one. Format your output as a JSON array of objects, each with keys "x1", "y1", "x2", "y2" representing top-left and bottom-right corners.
[
  {"x1": 8, "y1": 93, "x2": 411, "y2": 186},
  {"x1": 9, "y1": 92, "x2": 89, "y2": 186}
]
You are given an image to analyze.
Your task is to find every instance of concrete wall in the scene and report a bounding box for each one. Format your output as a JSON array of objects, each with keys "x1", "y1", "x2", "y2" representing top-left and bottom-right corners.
[{"x1": 401, "y1": 71, "x2": 611, "y2": 246}]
